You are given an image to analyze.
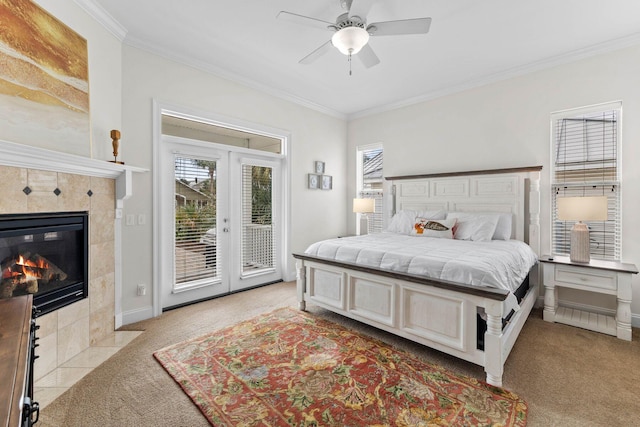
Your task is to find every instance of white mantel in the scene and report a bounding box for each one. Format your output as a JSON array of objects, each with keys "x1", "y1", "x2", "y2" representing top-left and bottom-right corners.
[
  {"x1": 0, "y1": 139, "x2": 147, "y2": 330},
  {"x1": 0, "y1": 139, "x2": 146, "y2": 212}
]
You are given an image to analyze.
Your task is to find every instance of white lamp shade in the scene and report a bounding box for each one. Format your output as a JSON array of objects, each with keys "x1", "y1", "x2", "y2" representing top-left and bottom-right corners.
[
  {"x1": 353, "y1": 198, "x2": 375, "y2": 214},
  {"x1": 331, "y1": 27, "x2": 369, "y2": 55},
  {"x1": 557, "y1": 196, "x2": 608, "y2": 221}
]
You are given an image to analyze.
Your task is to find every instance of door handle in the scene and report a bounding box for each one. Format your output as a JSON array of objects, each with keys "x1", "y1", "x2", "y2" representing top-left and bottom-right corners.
[{"x1": 223, "y1": 227, "x2": 229, "y2": 233}]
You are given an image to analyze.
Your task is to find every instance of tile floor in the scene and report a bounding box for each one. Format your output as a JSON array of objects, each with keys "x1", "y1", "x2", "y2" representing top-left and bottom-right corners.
[{"x1": 34, "y1": 330, "x2": 143, "y2": 409}]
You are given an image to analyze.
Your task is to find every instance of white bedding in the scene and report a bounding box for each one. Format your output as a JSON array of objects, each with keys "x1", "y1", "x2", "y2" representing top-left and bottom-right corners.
[{"x1": 305, "y1": 233, "x2": 538, "y2": 311}]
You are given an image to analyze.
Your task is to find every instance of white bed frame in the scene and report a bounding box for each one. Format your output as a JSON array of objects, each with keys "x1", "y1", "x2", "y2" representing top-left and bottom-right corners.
[{"x1": 294, "y1": 166, "x2": 542, "y2": 387}]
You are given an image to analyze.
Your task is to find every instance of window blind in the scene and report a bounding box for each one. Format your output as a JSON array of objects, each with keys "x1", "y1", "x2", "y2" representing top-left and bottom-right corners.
[
  {"x1": 174, "y1": 155, "x2": 218, "y2": 286},
  {"x1": 241, "y1": 164, "x2": 275, "y2": 274},
  {"x1": 359, "y1": 147, "x2": 384, "y2": 234},
  {"x1": 551, "y1": 106, "x2": 621, "y2": 260},
  {"x1": 358, "y1": 190, "x2": 384, "y2": 233}
]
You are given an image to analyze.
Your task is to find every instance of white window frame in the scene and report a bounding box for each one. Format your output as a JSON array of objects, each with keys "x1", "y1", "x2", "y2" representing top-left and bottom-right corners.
[
  {"x1": 152, "y1": 100, "x2": 291, "y2": 316},
  {"x1": 550, "y1": 100, "x2": 622, "y2": 261},
  {"x1": 356, "y1": 143, "x2": 384, "y2": 234}
]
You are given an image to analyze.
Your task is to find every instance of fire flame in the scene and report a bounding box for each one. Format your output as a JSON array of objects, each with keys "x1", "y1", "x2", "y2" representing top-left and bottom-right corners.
[{"x1": 1, "y1": 254, "x2": 50, "y2": 280}]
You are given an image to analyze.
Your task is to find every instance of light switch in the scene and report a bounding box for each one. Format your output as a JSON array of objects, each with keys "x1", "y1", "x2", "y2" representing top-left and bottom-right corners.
[
  {"x1": 126, "y1": 214, "x2": 135, "y2": 226},
  {"x1": 138, "y1": 214, "x2": 146, "y2": 225}
]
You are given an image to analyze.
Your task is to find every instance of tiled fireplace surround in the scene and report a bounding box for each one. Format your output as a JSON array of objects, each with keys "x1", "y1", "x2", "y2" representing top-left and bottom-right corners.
[{"x1": 0, "y1": 164, "x2": 117, "y2": 381}]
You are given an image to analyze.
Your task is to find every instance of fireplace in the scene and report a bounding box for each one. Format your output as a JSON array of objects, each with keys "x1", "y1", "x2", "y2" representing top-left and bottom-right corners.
[{"x1": 0, "y1": 211, "x2": 88, "y2": 316}]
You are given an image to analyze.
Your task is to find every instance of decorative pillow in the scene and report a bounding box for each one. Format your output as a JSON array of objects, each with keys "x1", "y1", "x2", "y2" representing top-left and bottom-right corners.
[
  {"x1": 446, "y1": 212, "x2": 499, "y2": 241},
  {"x1": 386, "y1": 210, "x2": 446, "y2": 234},
  {"x1": 412, "y1": 217, "x2": 457, "y2": 238}
]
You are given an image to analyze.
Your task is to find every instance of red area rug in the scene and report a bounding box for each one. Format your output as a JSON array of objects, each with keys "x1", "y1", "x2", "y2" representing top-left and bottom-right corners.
[{"x1": 154, "y1": 308, "x2": 527, "y2": 426}]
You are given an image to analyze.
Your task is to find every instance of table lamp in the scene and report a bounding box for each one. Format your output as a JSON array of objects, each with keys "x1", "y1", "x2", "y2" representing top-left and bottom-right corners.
[
  {"x1": 353, "y1": 198, "x2": 375, "y2": 235},
  {"x1": 557, "y1": 196, "x2": 608, "y2": 263}
]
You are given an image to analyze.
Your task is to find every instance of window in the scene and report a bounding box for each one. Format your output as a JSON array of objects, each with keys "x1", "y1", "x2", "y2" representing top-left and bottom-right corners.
[
  {"x1": 241, "y1": 164, "x2": 275, "y2": 274},
  {"x1": 162, "y1": 114, "x2": 282, "y2": 154},
  {"x1": 551, "y1": 101, "x2": 622, "y2": 260},
  {"x1": 356, "y1": 145, "x2": 384, "y2": 233},
  {"x1": 174, "y1": 155, "x2": 218, "y2": 287}
]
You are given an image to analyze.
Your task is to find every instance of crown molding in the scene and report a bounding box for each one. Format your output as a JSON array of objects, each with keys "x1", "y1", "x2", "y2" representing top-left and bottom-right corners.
[
  {"x1": 65, "y1": 2, "x2": 640, "y2": 122},
  {"x1": 349, "y1": 32, "x2": 640, "y2": 120},
  {"x1": 74, "y1": 0, "x2": 343, "y2": 119},
  {"x1": 74, "y1": 0, "x2": 127, "y2": 41},
  {"x1": 124, "y1": 35, "x2": 347, "y2": 121}
]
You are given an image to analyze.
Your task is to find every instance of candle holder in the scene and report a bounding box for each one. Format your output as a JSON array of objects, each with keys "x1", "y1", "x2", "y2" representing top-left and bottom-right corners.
[{"x1": 109, "y1": 129, "x2": 124, "y2": 164}]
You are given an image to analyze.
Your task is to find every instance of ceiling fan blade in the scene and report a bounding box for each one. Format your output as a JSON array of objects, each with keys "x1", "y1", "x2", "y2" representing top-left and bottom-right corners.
[
  {"x1": 358, "y1": 44, "x2": 380, "y2": 68},
  {"x1": 367, "y1": 17, "x2": 432, "y2": 36},
  {"x1": 299, "y1": 40, "x2": 333, "y2": 65},
  {"x1": 348, "y1": 0, "x2": 375, "y2": 20},
  {"x1": 277, "y1": 11, "x2": 334, "y2": 31}
]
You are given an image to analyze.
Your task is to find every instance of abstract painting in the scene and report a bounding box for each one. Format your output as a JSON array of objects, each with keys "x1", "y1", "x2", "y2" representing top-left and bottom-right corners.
[{"x1": 0, "y1": 0, "x2": 90, "y2": 155}]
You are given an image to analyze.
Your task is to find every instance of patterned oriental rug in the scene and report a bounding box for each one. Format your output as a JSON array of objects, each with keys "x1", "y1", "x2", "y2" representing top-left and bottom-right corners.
[{"x1": 154, "y1": 308, "x2": 527, "y2": 426}]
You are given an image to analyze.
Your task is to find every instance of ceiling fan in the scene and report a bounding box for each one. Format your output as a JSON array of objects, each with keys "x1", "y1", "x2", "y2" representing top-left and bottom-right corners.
[{"x1": 277, "y1": 0, "x2": 432, "y2": 74}]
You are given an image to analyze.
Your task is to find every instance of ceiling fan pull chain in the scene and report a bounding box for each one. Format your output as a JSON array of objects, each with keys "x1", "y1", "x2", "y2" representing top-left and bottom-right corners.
[{"x1": 349, "y1": 52, "x2": 353, "y2": 76}]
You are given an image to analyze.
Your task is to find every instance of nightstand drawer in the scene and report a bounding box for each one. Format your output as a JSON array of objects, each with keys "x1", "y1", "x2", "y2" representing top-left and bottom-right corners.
[{"x1": 555, "y1": 265, "x2": 617, "y2": 291}]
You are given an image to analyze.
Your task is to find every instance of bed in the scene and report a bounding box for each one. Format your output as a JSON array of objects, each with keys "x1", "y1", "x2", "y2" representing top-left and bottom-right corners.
[{"x1": 293, "y1": 166, "x2": 542, "y2": 387}]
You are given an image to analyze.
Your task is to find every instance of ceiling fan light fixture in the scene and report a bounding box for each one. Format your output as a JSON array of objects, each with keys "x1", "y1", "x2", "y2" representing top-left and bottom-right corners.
[{"x1": 331, "y1": 26, "x2": 369, "y2": 55}]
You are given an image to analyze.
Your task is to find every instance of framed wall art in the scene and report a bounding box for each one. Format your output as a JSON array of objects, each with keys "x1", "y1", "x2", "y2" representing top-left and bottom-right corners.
[
  {"x1": 0, "y1": 0, "x2": 90, "y2": 156},
  {"x1": 308, "y1": 173, "x2": 320, "y2": 189},
  {"x1": 314, "y1": 161, "x2": 325, "y2": 174},
  {"x1": 321, "y1": 175, "x2": 332, "y2": 190}
]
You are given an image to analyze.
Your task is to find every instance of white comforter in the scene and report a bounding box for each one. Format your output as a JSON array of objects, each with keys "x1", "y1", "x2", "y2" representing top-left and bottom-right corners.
[{"x1": 305, "y1": 233, "x2": 537, "y2": 305}]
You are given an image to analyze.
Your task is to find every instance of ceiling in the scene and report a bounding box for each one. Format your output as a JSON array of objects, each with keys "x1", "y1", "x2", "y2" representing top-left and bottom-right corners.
[{"x1": 84, "y1": 0, "x2": 640, "y2": 118}]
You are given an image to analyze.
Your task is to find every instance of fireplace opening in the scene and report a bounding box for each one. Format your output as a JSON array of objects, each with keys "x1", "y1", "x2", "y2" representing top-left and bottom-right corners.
[{"x1": 0, "y1": 211, "x2": 88, "y2": 316}]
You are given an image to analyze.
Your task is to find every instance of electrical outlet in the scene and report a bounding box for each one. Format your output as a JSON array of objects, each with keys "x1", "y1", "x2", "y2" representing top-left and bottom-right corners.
[{"x1": 137, "y1": 284, "x2": 146, "y2": 296}]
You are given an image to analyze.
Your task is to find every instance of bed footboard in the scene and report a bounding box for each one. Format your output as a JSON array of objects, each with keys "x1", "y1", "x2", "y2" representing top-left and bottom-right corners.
[
  {"x1": 294, "y1": 255, "x2": 535, "y2": 387},
  {"x1": 297, "y1": 257, "x2": 537, "y2": 386},
  {"x1": 296, "y1": 260, "x2": 307, "y2": 311}
]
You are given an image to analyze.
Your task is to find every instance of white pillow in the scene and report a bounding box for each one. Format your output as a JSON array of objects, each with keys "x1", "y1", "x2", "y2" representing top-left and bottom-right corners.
[
  {"x1": 386, "y1": 210, "x2": 417, "y2": 234},
  {"x1": 411, "y1": 217, "x2": 457, "y2": 238},
  {"x1": 386, "y1": 210, "x2": 446, "y2": 234},
  {"x1": 446, "y1": 212, "x2": 499, "y2": 241},
  {"x1": 417, "y1": 210, "x2": 446, "y2": 220},
  {"x1": 493, "y1": 213, "x2": 513, "y2": 240}
]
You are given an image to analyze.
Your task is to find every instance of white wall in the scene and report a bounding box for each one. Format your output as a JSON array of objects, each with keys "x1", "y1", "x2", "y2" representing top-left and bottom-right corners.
[
  {"x1": 10, "y1": 0, "x2": 124, "y2": 325},
  {"x1": 347, "y1": 44, "x2": 640, "y2": 324},
  {"x1": 5, "y1": 2, "x2": 347, "y2": 325},
  {"x1": 34, "y1": 0, "x2": 122, "y2": 160},
  {"x1": 16, "y1": 3, "x2": 640, "y2": 326},
  {"x1": 119, "y1": 46, "x2": 347, "y2": 322}
]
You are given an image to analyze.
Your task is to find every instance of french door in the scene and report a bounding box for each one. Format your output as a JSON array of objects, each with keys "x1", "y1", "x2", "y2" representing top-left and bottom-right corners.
[
  {"x1": 229, "y1": 151, "x2": 282, "y2": 291},
  {"x1": 159, "y1": 136, "x2": 282, "y2": 310}
]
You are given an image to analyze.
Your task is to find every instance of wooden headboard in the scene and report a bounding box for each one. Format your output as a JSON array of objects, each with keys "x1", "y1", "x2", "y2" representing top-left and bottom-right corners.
[{"x1": 386, "y1": 166, "x2": 542, "y2": 255}]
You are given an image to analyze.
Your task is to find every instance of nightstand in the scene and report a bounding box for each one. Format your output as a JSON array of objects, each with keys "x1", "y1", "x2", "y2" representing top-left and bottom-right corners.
[{"x1": 540, "y1": 255, "x2": 638, "y2": 340}]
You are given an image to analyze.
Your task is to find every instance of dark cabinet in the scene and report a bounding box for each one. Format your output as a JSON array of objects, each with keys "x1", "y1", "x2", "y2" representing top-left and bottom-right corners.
[{"x1": 0, "y1": 295, "x2": 39, "y2": 426}]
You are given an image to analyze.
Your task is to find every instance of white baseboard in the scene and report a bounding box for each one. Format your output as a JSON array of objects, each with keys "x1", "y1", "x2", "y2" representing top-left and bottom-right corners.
[
  {"x1": 284, "y1": 269, "x2": 297, "y2": 283},
  {"x1": 121, "y1": 305, "x2": 154, "y2": 326}
]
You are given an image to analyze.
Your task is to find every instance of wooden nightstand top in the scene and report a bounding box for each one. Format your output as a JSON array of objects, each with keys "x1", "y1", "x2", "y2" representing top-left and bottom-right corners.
[{"x1": 540, "y1": 255, "x2": 638, "y2": 274}]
